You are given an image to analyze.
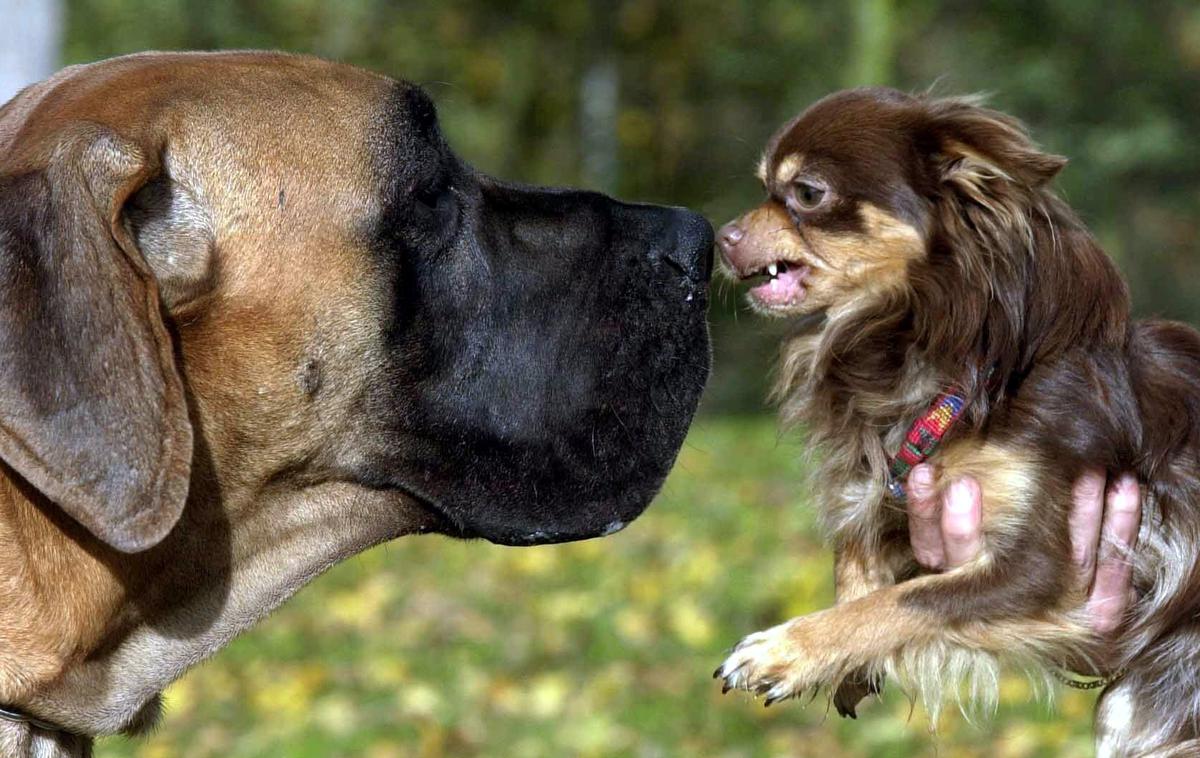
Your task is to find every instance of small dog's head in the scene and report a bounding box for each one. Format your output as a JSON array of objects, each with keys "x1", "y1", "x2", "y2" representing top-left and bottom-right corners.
[{"x1": 718, "y1": 87, "x2": 1067, "y2": 320}]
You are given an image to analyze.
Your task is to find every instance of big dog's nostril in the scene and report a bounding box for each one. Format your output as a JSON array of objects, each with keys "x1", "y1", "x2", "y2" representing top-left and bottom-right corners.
[
  {"x1": 613, "y1": 203, "x2": 714, "y2": 284},
  {"x1": 664, "y1": 208, "x2": 715, "y2": 284}
]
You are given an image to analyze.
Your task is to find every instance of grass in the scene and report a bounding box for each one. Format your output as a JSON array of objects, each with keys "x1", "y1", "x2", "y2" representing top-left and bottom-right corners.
[{"x1": 103, "y1": 415, "x2": 1099, "y2": 757}]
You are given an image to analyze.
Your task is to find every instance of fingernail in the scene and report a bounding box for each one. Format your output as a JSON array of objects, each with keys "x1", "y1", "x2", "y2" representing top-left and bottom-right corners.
[
  {"x1": 1117, "y1": 473, "x2": 1138, "y2": 495},
  {"x1": 947, "y1": 479, "x2": 976, "y2": 513},
  {"x1": 910, "y1": 465, "x2": 934, "y2": 496}
]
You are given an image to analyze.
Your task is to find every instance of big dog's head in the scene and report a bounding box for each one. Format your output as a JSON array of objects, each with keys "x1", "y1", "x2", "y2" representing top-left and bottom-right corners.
[{"x1": 0, "y1": 51, "x2": 712, "y2": 552}]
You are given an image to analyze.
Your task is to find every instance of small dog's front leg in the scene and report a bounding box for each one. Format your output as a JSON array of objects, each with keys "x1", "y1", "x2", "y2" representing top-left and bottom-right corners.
[
  {"x1": 830, "y1": 541, "x2": 896, "y2": 717},
  {"x1": 716, "y1": 561, "x2": 1087, "y2": 709},
  {"x1": 833, "y1": 541, "x2": 899, "y2": 604}
]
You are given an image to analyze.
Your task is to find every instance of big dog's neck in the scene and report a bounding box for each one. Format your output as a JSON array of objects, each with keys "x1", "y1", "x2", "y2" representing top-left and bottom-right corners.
[{"x1": 0, "y1": 463, "x2": 436, "y2": 753}]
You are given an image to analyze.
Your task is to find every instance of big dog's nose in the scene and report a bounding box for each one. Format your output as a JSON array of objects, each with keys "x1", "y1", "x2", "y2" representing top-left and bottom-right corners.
[
  {"x1": 664, "y1": 208, "x2": 714, "y2": 284},
  {"x1": 621, "y1": 205, "x2": 713, "y2": 285}
]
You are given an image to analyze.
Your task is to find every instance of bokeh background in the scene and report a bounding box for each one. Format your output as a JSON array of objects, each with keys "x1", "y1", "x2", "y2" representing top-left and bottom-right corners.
[{"x1": 5, "y1": 0, "x2": 1200, "y2": 755}]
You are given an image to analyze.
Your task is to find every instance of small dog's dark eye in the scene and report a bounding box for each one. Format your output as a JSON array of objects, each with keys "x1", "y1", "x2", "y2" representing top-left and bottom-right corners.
[{"x1": 792, "y1": 181, "x2": 827, "y2": 210}]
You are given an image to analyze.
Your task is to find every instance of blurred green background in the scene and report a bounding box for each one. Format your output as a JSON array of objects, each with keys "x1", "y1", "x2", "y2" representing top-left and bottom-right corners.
[
  {"x1": 31, "y1": 0, "x2": 1200, "y2": 754},
  {"x1": 59, "y1": 0, "x2": 1200, "y2": 413}
]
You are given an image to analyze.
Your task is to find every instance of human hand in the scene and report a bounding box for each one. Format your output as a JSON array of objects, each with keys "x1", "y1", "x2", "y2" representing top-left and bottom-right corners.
[{"x1": 905, "y1": 465, "x2": 1140, "y2": 634}]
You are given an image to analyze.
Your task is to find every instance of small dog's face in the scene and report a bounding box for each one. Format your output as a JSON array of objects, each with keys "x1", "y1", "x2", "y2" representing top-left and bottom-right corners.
[
  {"x1": 717, "y1": 88, "x2": 1064, "y2": 319},
  {"x1": 718, "y1": 89, "x2": 929, "y2": 317}
]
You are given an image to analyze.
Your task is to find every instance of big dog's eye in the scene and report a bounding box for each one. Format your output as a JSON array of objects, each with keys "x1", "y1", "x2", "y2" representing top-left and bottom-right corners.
[
  {"x1": 414, "y1": 179, "x2": 452, "y2": 214},
  {"x1": 408, "y1": 175, "x2": 461, "y2": 242},
  {"x1": 396, "y1": 172, "x2": 460, "y2": 252},
  {"x1": 790, "y1": 180, "x2": 828, "y2": 211}
]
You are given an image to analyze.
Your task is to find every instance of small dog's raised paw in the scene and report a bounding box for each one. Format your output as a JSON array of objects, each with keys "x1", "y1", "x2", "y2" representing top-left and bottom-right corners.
[{"x1": 715, "y1": 618, "x2": 834, "y2": 706}]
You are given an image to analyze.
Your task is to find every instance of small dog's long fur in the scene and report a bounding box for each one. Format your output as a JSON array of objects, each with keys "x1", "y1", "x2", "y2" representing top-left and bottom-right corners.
[{"x1": 714, "y1": 88, "x2": 1200, "y2": 756}]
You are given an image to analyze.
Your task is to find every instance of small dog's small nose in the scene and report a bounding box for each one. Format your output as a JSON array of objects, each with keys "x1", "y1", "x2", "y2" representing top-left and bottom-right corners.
[
  {"x1": 718, "y1": 222, "x2": 744, "y2": 252},
  {"x1": 717, "y1": 221, "x2": 745, "y2": 269}
]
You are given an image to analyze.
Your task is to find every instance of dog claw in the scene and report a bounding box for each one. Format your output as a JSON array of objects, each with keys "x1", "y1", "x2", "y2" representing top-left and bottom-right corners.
[
  {"x1": 713, "y1": 665, "x2": 723, "y2": 679},
  {"x1": 834, "y1": 670, "x2": 884, "y2": 718},
  {"x1": 721, "y1": 683, "x2": 731, "y2": 694}
]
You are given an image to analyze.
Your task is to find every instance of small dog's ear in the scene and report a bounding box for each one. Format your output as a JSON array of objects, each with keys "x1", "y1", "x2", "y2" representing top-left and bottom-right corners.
[
  {"x1": 0, "y1": 126, "x2": 192, "y2": 553},
  {"x1": 924, "y1": 98, "x2": 1067, "y2": 193}
]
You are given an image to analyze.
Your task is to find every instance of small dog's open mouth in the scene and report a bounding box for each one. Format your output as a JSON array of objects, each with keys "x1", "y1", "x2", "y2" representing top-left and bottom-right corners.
[{"x1": 741, "y1": 260, "x2": 812, "y2": 308}]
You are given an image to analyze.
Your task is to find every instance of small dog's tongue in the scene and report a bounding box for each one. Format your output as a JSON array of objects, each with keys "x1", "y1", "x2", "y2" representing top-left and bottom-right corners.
[{"x1": 750, "y1": 265, "x2": 808, "y2": 307}]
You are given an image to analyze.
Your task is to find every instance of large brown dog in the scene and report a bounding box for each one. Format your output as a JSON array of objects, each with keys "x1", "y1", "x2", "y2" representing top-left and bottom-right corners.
[{"x1": 0, "y1": 51, "x2": 711, "y2": 756}]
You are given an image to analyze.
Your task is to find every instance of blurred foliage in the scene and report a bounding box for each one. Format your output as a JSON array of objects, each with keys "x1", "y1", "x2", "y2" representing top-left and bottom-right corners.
[
  {"x1": 105, "y1": 419, "x2": 1101, "y2": 757},
  {"x1": 62, "y1": 0, "x2": 1200, "y2": 411}
]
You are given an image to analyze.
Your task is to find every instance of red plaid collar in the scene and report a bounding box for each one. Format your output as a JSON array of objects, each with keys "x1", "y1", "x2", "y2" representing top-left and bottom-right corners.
[{"x1": 886, "y1": 388, "x2": 970, "y2": 501}]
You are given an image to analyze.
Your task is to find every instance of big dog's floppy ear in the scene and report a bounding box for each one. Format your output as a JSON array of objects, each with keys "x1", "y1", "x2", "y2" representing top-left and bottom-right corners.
[{"x1": 0, "y1": 127, "x2": 192, "y2": 552}]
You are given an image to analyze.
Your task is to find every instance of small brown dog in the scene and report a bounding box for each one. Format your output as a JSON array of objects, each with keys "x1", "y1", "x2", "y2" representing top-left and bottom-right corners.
[{"x1": 713, "y1": 88, "x2": 1200, "y2": 756}]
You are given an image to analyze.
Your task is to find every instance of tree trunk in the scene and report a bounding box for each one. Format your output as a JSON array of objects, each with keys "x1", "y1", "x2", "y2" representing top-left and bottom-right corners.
[
  {"x1": 849, "y1": 0, "x2": 895, "y2": 87},
  {"x1": 0, "y1": 0, "x2": 62, "y2": 105},
  {"x1": 580, "y1": 0, "x2": 618, "y2": 193}
]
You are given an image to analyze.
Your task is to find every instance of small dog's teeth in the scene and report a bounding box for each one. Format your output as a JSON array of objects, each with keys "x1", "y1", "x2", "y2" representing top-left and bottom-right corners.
[{"x1": 767, "y1": 262, "x2": 778, "y2": 277}]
